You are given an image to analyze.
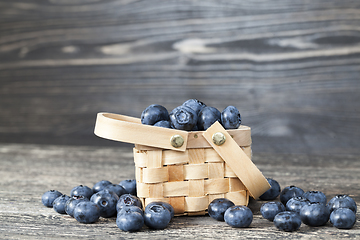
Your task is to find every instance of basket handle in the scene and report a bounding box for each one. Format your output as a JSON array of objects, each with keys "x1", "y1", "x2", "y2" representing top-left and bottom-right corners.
[
  {"x1": 202, "y1": 121, "x2": 270, "y2": 199},
  {"x1": 94, "y1": 113, "x2": 188, "y2": 151}
]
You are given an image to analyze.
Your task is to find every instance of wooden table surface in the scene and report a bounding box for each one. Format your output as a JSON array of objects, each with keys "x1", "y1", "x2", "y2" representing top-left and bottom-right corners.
[{"x1": 0, "y1": 143, "x2": 359, "y2": 239}]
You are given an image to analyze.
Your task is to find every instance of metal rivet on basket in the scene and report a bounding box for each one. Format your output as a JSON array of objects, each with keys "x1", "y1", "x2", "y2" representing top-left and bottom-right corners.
[
  {"x1": 170, "y1": 135, "x2": 184, "y2": 148},
  {"x1": 212, "y1": 132, "x2": 226, "y2": 146}
]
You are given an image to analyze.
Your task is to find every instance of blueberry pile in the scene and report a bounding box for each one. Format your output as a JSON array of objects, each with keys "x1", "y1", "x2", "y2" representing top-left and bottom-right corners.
[
  {"x1": 42, "y1": 179, "x2": 174, "y2": 231},
  {"x1": 208, "y1": 178, "x2": 357, "y2": 231},
  {"x1": 141, "y1": 99, "x2": 241, "y2": 131}
]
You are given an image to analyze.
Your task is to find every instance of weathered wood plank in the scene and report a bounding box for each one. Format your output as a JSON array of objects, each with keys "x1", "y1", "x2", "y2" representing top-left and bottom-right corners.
[
  {"x1": 0, "y1": 144, "x2": 359, "y2": 239},
  {"x1": 0, "y1": 0, "x2": 360, "y2": 155}
]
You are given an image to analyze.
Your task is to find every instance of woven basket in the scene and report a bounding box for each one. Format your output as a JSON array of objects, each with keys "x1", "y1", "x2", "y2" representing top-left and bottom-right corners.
[{"x1": 94, "y1": 112, "x2": 270, "y2": 216}]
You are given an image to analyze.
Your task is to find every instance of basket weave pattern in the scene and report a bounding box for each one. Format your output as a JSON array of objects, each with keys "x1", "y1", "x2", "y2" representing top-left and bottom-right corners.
[{"x1": 134, "y1": 146, "x2": 252, "y2": 216}]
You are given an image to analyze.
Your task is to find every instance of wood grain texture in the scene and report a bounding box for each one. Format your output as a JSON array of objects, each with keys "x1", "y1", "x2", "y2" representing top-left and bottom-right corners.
[
  {"x1": 0, "y1": 144, "x2": 359, "y2": 239},
  {"x1": 0, "y1": 0, "x2": 360, "y2": 154}
]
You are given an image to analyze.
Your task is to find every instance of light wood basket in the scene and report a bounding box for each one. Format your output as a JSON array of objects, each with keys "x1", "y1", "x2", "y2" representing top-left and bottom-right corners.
[{"x1": 94, "y1": 112, "x2": 270, "y2": 216}]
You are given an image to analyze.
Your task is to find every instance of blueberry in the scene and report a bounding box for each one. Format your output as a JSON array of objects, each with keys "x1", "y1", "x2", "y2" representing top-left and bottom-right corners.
[
  {"x1": 104, "y1": 184, "x2": 126, "y2": 198},
  {"x1": 303, "y1": 191, "x2": 327, "y2": 205},
  {"x1": 182, "y1": 99, "x2": 206, "y2": 115},
  {"x1": 119, "y1": 179, "x2": 137, "y2": 196},
  {"x1": 116, "y1": 194, "x2": 143, "y2": 213},
  {"x1": 197, "y1": 106, "x2": 221, "y2": 131},
  {"x1": 74, "y1": 201, "x2": 101, "y2": 224},
  {"x1": 141, "y1": 104, "x2": 169, "y2": 125},
  {"x1": 90, "y1": 189, "x2": 119, "y2": 218},
  {"x1": 117, "y1": 205, "x2": 144, "y2": 217},
  {"x1": 170, "y1": 106, "x2": 198, "y2": 130},
  {"x1": 53, "y1": 195, "x2": 70, "y2": 214},
  {"x1": 70, "y1": 185, "x2": 93, "y2": 200},
  {"x1": 273, "y1": 211, "x2": 302, "y2": 232},
  {"x1": 286, "y1": 196, "x2": 310, "y2": 215},
  {"x1": 146, "y1": 202, "x2": 174, "y2": 219},
  {"x1": 259, "y1": 178, "x2": 281, "y2": 200},
  {"x1": 224, "y1": 205, "x2": 253, "y2": 228},
  {"x1": 327, "y1": 194, "x2": 357, "y2": 213},
  {"x1": 92, "y1": 180, "x2": 112, "y2": 194},
  {"x1": 300, "y1": 202, "x2": 330, "y2": 226},
  {"x1": 208, "y1": 198, "x2": 235, "y2": 221},
  {"x1": 144, "y1": 204, "x2": 171, "y2": 230},
  {"x1": 280, "y1": 185, "x2": 305, "y2": 205},
  {"x1": 330, "y1": 207, "x2": 356, "y2": 229},
  {"x1": 42, "y1": 190, "x2": 63, "y2": 207},
  {"x1": 65, "y1": 195, "x2": 89, "y2": 217},
  {"x1": 154, "y1": 120, "x2": 172, "y2": 128},
  {"x1": 117, "y1": 211, "x2": 144, "y2": 232},
  {"x1": 221, "y1": 106, "x2": 241, "y2": 129},
  {"x1": 260, "y1": 202, "x2": 286, "y2": 221}
]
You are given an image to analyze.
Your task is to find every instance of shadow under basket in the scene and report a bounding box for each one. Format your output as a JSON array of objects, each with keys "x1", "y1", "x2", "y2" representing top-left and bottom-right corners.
[{"x1": 94, "y1": 112, "x2": 270, "y2": 216}]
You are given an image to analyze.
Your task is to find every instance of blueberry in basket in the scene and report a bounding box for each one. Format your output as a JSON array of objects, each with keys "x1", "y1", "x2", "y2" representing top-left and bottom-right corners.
[
  {"x1": 74, "y1": 201, "x2": 101, "y2": 224},
  {"x1": 280, "y1": 185, "x2": 304, "y2": 205},
  {"x1": 300, "y1": 202, "x2": 330, "y2": 227},
  {"x1": 259, "y1": 178, "x2": 281, "y2": 200},
  {"x1": 273, "y1": 211, "x2": 302, "y2": 232},
  {"x1": 154, "y1": 120, "x2": 172, "y2": 128},
  {"x1": 42, "y1": 190, "x2": 63, "y2": 207},
  {"x1": 70, "y1": 185, "x2": 93, "y2": 199},
  {"x1": 224, "y1": 205, "x2": 253, "y2": 228},
  {"x1": 141, "y1": 104, "x2": 169, "y2": 125},
  {"x1": 119, "y1": 179, "x2": 137, "y2": 196},
  {"x1": 197, "y1": 106, "x2": 221, "y2": 131},
  {"x1": 330, "y1": 207, "x2": 356, "y2": 229},
  {"x1": 221, "y1": 106, "x2": 241, "y2": 129},
  {"x1": 302, "y1": 190, "x2": 327, "y2": 205},
  {"x1": 92, "y1": 180, "x2": 112, "y2": 194},
  {"x1": 169, "y1": 105, "x2": 198, "y2": 131},
  {"x1": 327, "y1": 194, "x2": 357, "y2": 213},
  {"x1": 182, "y1": 99, "x2": 206, "y2": 115},
  {"x1": 53, "y1": 195, "x2": 70, "y2": 214},
  {"x1": 208, "y1": 198, "x2": 235, "y2": 221},
  {"x1": 260, "y1": 201, "x2": 286, "y2": 221},
  {"x1": 90, "y1": 189, "x2": 119, "y2": 218},
  {"x1": 144, "y1": 203, "x2": 171, "y2": 230}
]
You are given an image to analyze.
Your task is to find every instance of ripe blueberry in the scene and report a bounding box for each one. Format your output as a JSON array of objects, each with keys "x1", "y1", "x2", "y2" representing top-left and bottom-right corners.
[
  {"x1": 327, "y1": 194, "x2": 357, "y2": 213},
  {"x1": 260, "y1": 201, "x2": 286, "y2": 221},
  {"x1": 170, "y1": 106, "x2": 198, "y2": 131},
  {"x1": 182, "y1": 99, "x2": 206, "y2": 115},
  {"x1": 74, "y1": 201, "x2": 101, "y2": 224},
  {"x1": 117, "y1": 205, "x2": 144, "y2": 217},
  {"x1": 302, "y1": 190, "x2": 327, "y2": 205},
  {"x1": 280, "y1": 185, "x2": 304, "y2": 205},
  {"x1": 53, "y1": 195, "x2": 70, "y2": 214},
  {"x1": 70, "y1": 185, "x2": 93, "y2": 199},
  {"x1": 208, "y1": 198, "x2": 235, "y2": 221},
  {"x1": 65, "y1": 195, "x2": 89, "y2": 217},
  {"x1": 221, "y1": 106, "x2": 241, "y2": 129},
  {"x1": 197, "y1": 106, "x2": 221, "y2": 131},
  {"x1": 154, "y1": 120, "x2": 172, "y2": 128},
  {"x1": 273, "y1": 211, "x2": 302, "y2": 232},
  {"x1": 104, "y1": 184, "x2": 126, "y2": 198},
  {"x1": 146, "y1": 202, "x2": 174, "y2": 219},
  {"x1": 141, "y1": 104, "x2": 169, "y2": 125},
  {"x1": 224, "y1": 205, "x2": 253, "y2": 228},
  {"x1": 330, "y1": 207, "x2": 356, "y2": 229},
  {"x1": 42, "y1": 190, "x2": 62, "y2": 207},
  {"x1": 259, "y1": 178, "x2": 281, "y2": 200},
  {"x1": 285, "y1": 196, "x2": 310, "y2": 215},
  {"x1": 300, "y1": 202, "x2": 330, "y2": 227},
  {"x1": 116, "y1": 194, "x2": 142, "y2": 213},
  {"x1": 92, "y1": 180, "x2": 112, "y2": 194},
  {"x1": 119, "y1": 179, "x2": 137, "y2": 196},
  {"x1": 144, "y1": 204, "x2": 171, "y2": 230},
  {"x1": 90, "y1": 189, "x2": 119, "y2": 218},
  {"x1": 117, "y1": 211, "x2": 144, "y2": 232}
]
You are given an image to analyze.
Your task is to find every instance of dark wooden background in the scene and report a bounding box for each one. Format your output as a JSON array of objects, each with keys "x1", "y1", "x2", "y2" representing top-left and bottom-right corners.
[{"x1": 1, "y1": 0, "x2": 360, "y2": 155}]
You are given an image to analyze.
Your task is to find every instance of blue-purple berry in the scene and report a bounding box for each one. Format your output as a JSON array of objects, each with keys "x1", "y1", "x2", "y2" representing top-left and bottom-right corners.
[
  {"x1": 259, "y1": 178, "x2": 281, "y2": 200},
  {"x1": 90, "y1": 189, "x2": 119, "y2": 218},
  {"x1": 74, "y1": 201, "x2": 101, "y2": 224},
  {"x1": 70, "y1": 185, "x2": 93, "y2": 199},
  {"x1": 53, "y1": 195, "x2": 70, "y2": 214},
  {"x1": 208, "y1": 198, "x2": 235, "y2": 221},
  {"x1": 273, "y1": 211, "x2": 302, "y2": 232},
  {"x1": 260, "y1": 201, "x2": 286, "y2": 221},
  {"x1": 330, "y1": 207, "x2": 356, "y2": 229},
  {"x1": 224, "y1": 205, "x2": 253, "y2": 228}
]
